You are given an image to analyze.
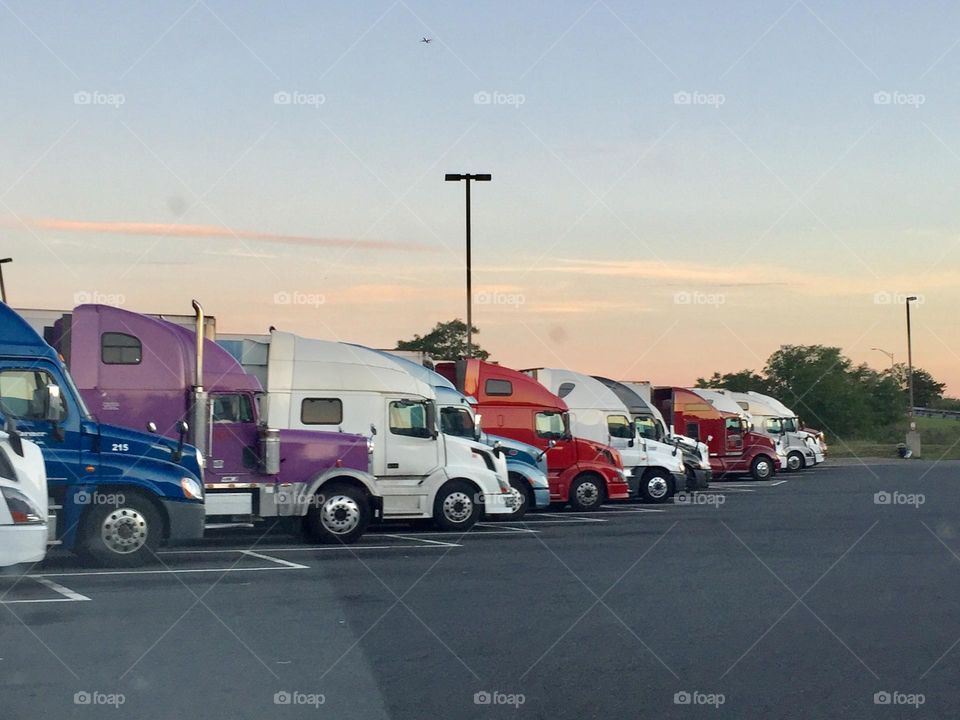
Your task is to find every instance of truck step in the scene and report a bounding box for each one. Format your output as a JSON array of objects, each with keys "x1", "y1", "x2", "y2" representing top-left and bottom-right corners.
[{"x1": 204, "y1": 522, "x2": 256, "y2": 530}]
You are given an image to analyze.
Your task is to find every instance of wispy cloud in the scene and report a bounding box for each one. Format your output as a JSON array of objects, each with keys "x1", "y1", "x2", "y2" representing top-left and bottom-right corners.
[{"x1": 7, "y1": 217, "x2": 435, "y2": 253}]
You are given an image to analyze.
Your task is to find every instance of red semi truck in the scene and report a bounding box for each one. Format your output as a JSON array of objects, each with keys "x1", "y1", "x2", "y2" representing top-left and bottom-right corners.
[
  {"x1": 436, "y1": 359, "x2": 629, "y2": 511},
  {"x1": 652, "y1": 387, "x2": 783, "y2": 481}
]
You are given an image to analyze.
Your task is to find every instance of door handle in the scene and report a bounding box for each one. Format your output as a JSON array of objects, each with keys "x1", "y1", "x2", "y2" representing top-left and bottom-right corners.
[{"x1": 387, "y1": 463, "x2": 399, "y2": 469}]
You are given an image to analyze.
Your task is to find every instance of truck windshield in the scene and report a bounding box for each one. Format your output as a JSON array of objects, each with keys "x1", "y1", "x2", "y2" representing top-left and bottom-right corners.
[
  {"x1": 535, "y1": 411, "x2": 569, "y2": 440},
  {"x1": 440, "y1": 407, "x2": 476, "y2": 438},
  {"x1": 766, "y1": 418, "x2": 783, "y2": 434},
  {"x1": 634, "y1": 417, "x2": 659, "y2": 441},
  {"x1": 389, "y1": 400, "x2": 432, "y2": 439},
  {"x1": 782, "y1": 417, "x2": 798, "y2": 432}
]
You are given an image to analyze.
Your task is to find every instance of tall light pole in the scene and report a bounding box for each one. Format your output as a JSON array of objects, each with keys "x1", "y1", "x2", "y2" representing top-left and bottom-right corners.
[
  {"x1": 445, "y1": 173, "x2": 491, "y2": 357},
  {"x1": 871, "y1": 347, "x2": 895, "y2": 369},
  {"x1": 0, "y1": 258, "x2": 11, "y2": 304},
  {"x1": 906, "y1": 296, "x2": 917, "y2": 417}
]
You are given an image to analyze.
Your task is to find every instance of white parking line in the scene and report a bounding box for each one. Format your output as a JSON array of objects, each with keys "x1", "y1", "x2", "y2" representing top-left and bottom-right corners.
[
  {"x1": 533, "y1": 513, "x2": 608, "y2": 523},
  {"x1": 241, "y1": 550, "x2": 309, "y2": 569},
  {"x1": 382, "y1": 534, "x2": 461, "y2": 547},
  {"x1": 1, "y1": 577, "x2": 91, "y2": 603}
]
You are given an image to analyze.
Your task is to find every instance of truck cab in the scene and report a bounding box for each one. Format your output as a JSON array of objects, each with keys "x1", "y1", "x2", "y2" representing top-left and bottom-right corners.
[
  {"x1": 372, "y1": 350, "x2": 551, "y2": 519},
  {"x1": 436, "y1": 359, "x2": 629, "y2": 512},
  {"x1": 0, "y1": 303, "x2": 205, "y2": 566},
  {"x1": 262, "y1": 333, "x2": 514, "y2": 530},
  {"x1": 746, "y1": 392, "x2": 827, "y2": 462},
  {"x1": 593, "y1": 376, "x2": 712, "y2": 491},
  {"x1": 710, "y1": 390, "x2": 820, "y2": 471},
  {"x1": 653, "y1": 387, "x2": 781, "y2": 481},
  {"x1": 44, "y1": 303, "x2": 382, "y2": 544},
  {"x1": 0, "y1": 428, "x2": 48, "y2": 568},
  {"x1": 522, "y1": 368, "x2": 685, "y2": 504}
]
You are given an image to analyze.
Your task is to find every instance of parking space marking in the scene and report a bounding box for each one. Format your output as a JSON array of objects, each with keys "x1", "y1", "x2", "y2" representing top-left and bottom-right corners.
[
  {"x1": 382, "y1": 534, "x2": 461, "y2": 547},
  {"x1": 533, "y1": 513, "x2": 608, "y2": 523},
  {"x1": 474, "y1": 524, "x2": 538, "y2": 534},
  {"x1": 1, "y1": 577, "x2": 91, "y2": 604},
  {"x1": 240, "y1": 550, "x2": 310, "y2": 569}
]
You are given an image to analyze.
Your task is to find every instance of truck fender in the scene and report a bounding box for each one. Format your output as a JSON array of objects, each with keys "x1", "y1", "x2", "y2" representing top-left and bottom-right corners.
[
  {"x1": 293, "y1": 469, "x2": 382, "y2": 517},
  {"x1": 505, "y1": 462, "x2": 544, "y2": 489}
]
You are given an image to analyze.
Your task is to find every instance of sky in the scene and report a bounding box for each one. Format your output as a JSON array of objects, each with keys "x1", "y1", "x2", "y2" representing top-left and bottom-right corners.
[{"x1": 2, "y1": 0, "x2": 959, "y2": 393}]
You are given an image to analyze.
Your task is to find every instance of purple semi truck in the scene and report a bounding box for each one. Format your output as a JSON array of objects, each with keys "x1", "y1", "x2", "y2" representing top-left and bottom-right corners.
[{"x1": 43, "y1": 302, "x2": 383, "y2": 543}]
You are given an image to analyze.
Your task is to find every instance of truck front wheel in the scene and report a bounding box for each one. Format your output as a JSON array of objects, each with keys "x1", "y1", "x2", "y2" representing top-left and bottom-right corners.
[
  {"x1": 786, "y1": 451, "x2": 805, "y2": 472},
  {"x1": 751, "y1": 456, "x2": 774, "y2": 481},
  {"x1": 79, "y1": 492, "x2": 162, "y2": 567},
  {"x1": 639, "y1": 470, "x2": 673, "y2": 504},
  {"x1": 568, "y1": 475, "x2": 605, "y2": 512},
  {"x1": 434, "y1": 480, "x2": 481, "y2": 531},
  {"x1": 304, "y1": 484, "x2": 369, "y2": 544}
]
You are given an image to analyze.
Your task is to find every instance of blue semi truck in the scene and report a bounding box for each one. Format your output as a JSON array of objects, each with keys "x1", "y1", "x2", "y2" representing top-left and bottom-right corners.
[{"x1": 0, "y1": 303, "x2": 205, "y2": 566}]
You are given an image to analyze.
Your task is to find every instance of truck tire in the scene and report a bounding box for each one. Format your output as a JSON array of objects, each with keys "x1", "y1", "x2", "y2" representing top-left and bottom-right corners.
[
  {"x1": 639, "y1": 469, "x2": 673, "y2": 504},
  {"x1": 568, "y1": 474, "x2": 605, "y2": 512},
  {"x1": 79, "y1": 492, "x2": 162, "y2": 568},
  {"x1": 304, "y1": 484, "x2": 369, "y2": 544},
  {"x1": 433, "y1": 480, "x2": 481, "y2": 531},
  {"x1": 750, "y1": 456, "x2": 775, "y2": 481},
  {"x1": 495, "y1": 474, "x2": 530, "y2": 521},
  {"x1": 786, "y1": 451, "x2": 805, "y2": 472}
]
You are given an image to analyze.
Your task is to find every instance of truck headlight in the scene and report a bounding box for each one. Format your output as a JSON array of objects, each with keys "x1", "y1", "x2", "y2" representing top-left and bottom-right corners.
[
  {"x1": 2, "y1": 487, "x2": 44, "y2": 525},
  {"x1": 181, "y1": 477, "x2": 204, "y2": 501}
]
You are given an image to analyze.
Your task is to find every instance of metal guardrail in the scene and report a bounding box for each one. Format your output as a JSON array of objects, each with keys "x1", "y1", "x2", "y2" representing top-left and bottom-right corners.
[{"x1": 913, "y1": 407, "x2": 960, "y2": 420}]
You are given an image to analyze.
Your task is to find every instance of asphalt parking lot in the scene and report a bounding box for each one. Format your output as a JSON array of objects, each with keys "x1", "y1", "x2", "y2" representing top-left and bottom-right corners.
[{"x1": 4, "y1": 461, "x2": 960, "y2": 719}]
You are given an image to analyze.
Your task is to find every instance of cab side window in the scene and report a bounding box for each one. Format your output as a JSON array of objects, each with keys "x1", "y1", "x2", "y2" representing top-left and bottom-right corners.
[
  {"x1": 101, "y1": 332, "x2": 142, "y2": 365},
  {"x1": 607, "y1": 415, "x2": 633, "y2": 439},
  {"x1": 0, "y1": 369, "x2": 67, "y2": 421},
  {"x1": 213, "y1": 394, "x2": 254, "y2": 423},
  {"x1": 685, "y1": 422, "x2": 700, "y2": 441}
]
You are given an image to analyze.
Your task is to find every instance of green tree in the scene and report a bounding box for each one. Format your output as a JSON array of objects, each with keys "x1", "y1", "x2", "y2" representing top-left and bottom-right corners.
[
  {"x1": 888, "y1": 363, "x2": 946, "y2": 408},
  {"x1": 695, "y1": 370, "x2": 768, "y2": 393},
  {"x1": 396, "y1": 319, "x2": 490, "y2": 360}
]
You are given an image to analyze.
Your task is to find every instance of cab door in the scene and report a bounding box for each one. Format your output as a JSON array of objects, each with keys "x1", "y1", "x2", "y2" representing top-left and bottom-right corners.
[
  {"x1": 381, "y1": 399, "x2": 441, "y2": 479},
  {"x1": 724, "y1": 417, "x2": 744, "y2": 454},
  {"x1": 0, "y1": 367, "x2": 83, "y2": 492},
  {"x1": 208, "y1": 392, "x2": 259, "y2": 484}
]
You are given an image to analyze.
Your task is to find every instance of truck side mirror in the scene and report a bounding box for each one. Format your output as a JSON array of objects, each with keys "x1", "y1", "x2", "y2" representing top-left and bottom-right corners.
[
  {"x1": 537, "y1": 439, "x2": 557, "y2": 461},
  {"x1": 706, "y1": 435, "x2": 713, "y2": 443},
  {"x1": 370, "y1": 423, "x2": 377, "y2": 436},
  {"x1": 474, "y1": 413, "x2": 483, "y2": 441},
  {"x1": 44, "y1": 384, "x2": 64, "y2": 422},
  {"x1": 4, "y1": 416, "x2": 24, "y2": 457},
  {"x1": 425, "y1": 402, "x2": 439, "y2": 440},
  {"x1": 173, "y1": 420, "x2": 189, "y2": 462},
  {"x1": 146, "y1": 421, "x2": 158, "y2": 434}
]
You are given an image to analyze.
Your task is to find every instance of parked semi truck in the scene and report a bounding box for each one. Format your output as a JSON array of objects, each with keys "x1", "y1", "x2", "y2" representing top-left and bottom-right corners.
[
  {"x1": 748, "y1": 392, "x2": 827, "y2": 458},
  {"x1": 374, "y1": 350, "x2": 551, "y2": 519},
  {"x1": 521, "y1": 368, "x2": 685, "y2": 504},
  {"x1": 592, "y1": 376, "x2": 712, "y2": 491},
  {"x1": 653, "y1": 386, "x2": 783, "y2": 480},
  {"x1": 0, "y1": 428, "x2": 49, "y2": 568},
  {"x1": 0, "y1": 303, "x2": 205, "y2": 566},
  {"x1": 252, "y1": 332, "x2": 515, "y2": 529},
  {"x1": 436, "y1": 359, "x2": 629, "y2": 511},
  {"x1": 44, "y1": 303, "x2": 382, "y2": 543},
  {"x1": 710, "y1": 390, "x2": 821, "y2": 470}
]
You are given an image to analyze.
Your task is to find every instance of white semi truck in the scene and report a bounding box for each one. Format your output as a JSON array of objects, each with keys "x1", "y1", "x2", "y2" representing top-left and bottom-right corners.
[{"x1": 0, "y1": 426, "x2": 49, "y2": 568}]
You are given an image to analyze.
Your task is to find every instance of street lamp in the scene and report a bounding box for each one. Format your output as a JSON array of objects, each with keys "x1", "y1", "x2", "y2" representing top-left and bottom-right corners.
[
  {"x1": 0, "y1": 258, "x2": 11, "y2": 304},
  {"x1": 905, "y1": 296, "x2": 918, "y2": 417},
  {"x1": 870, "y1": 347, "x2": 895, "y2": 369},
  {"x1": 445, "y1": 173, "x2": 492, "y2": 357}
]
